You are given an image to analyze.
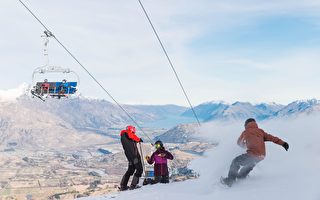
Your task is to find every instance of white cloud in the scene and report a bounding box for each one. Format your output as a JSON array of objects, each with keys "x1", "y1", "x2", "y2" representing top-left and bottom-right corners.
[{"x1": 0, "y1": 83, "x2": 29, "y2": 102}]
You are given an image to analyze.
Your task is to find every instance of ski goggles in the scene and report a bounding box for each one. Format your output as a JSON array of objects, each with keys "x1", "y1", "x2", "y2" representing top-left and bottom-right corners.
[{"x1": 155, "y1": 143, "x2": 161, "y2": 149}]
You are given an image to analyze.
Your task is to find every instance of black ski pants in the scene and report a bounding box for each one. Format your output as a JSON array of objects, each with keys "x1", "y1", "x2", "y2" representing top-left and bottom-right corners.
[
  {"x1": 120, "y1": 158, "x2": 143, "y2": 187},
  {"x1": 227, "y1": 153, "x2": 261, "y2": 182}
]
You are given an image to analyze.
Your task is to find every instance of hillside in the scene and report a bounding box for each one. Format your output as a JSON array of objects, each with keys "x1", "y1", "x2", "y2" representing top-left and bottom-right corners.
[
  {"x1": 154, "y1": 123, "x2": 201, "y2": 143},
  {"x1": 0, "y1": 101, "x2": 110, "y2": 150},
  {"x1": 80, "y1": 115, "x2": 320, "y2": 200}
]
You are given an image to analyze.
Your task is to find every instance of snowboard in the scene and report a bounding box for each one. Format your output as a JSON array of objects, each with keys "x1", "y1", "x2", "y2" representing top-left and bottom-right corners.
[
  {"x1": 220, "y1": 176, "x2": 250, "y2": 187},
  {"x1": 220, "y1": 176, "x2": 233, "y2": 187}
]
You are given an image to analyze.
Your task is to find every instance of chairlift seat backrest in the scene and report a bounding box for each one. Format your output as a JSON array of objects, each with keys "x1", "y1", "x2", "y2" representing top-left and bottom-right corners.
[{"x1": 35, "y1": 81, "x2": 77, "y2": 95}]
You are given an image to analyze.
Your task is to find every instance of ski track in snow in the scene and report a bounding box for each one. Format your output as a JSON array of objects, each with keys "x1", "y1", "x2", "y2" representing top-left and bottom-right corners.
[{"x1": 82, "y1": 115, "x2": 320, "y2": 200}]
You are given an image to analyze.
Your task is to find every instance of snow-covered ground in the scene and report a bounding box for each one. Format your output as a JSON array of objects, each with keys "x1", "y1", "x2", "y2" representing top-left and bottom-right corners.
[{"x1": 80, "y1": 115, "x2": 320, "y2": 200}]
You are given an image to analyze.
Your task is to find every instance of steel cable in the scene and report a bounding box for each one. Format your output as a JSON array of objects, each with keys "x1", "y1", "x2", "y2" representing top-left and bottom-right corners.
[{"x1": 17, "y1": 0, "x2": 153, "y2": 144}]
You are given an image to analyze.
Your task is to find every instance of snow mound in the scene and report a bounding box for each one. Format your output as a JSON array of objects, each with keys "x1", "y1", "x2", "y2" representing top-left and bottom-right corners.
[
  {"x1": 0, "y1": 83, "x2": 29, "y2": 102},
  {"x1": 79, "y1": 115, "x2": 320, "y2": 200}
]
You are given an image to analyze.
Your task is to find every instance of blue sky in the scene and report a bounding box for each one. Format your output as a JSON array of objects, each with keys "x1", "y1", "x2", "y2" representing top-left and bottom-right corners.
[
  {"x1": 1, "y1": 0, "x2": 320, "y2": 105},
  {"x1": 191, "y1": 15, "x2": 319, "y2": 54}
]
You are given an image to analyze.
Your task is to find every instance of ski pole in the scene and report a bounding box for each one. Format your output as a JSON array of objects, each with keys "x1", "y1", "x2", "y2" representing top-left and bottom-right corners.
[{"x1": 139, "y1": 142, "x2": 147, "y2": 177}]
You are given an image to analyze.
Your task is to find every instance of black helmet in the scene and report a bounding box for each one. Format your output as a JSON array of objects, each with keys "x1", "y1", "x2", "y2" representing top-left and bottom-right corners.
[
  {"x1": 154, "y1": 140, "x2": 163, "y2": 149},
  {"x1": 244, "y1": 118, "x2": 256, "y2": 127}
]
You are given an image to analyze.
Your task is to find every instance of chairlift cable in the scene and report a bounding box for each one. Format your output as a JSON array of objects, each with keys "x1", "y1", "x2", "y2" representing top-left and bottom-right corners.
[
  {"x1": 137, "y1": 0, "x2": 201, "y2": 126},
  {"x1": 17, "y1": 0, "x2": 153, "y2": 144}
]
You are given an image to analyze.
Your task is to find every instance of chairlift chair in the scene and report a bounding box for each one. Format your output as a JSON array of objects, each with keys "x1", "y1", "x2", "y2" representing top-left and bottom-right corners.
[
  {"x1": 30, "y1": 31, "x2": 80, "y2": 100},
  {"x1": 31, "y1": 66, "x2": 80, "y2": 100}
]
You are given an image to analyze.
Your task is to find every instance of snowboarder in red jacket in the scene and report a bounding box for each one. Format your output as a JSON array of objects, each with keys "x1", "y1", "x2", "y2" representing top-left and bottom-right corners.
[{"x1": 119, "y1": 125, "x2": 143, "y2": 190}]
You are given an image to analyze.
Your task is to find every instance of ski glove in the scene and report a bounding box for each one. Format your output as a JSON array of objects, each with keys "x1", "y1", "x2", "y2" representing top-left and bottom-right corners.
[
  {"x1": 282, "y1": 142, "x2": 289, "y2": 151},
  {"x1": 139, "y1": 138, "x2": 143, "y2": 143}
]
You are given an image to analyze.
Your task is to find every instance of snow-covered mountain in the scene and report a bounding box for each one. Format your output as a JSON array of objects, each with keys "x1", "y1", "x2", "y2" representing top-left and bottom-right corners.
[
  {"x1": 183, "y1": 99, "x2": 320, "y2": 123},
  {"x1": 0, "y1": 101, "x2": 110, "y2": 150},
  {"x1": 221, "y1": 101, "x2": 271, "y2": 121},
  {"x1": 274, "y1": 99, "x2": 320, "y2": 118},
  {"x1": 154, "y1": 124, "x2": 200, "y2": 143},
  {"x1": 182, "y1": 101, "x2": 228, "y2": 121},
  {"x1": 182, "y1": 101, "x2": 284, "y2": 121},
  {"x1": 16, "y1": 95, "x2": 188, "y2": 130},
  {"x1": 0, "y1": 93, "x2": 188, "y2": 149},
  {"x1": 2, "y1": 84, "x2": 320, "y2": 149},
  {"x1": 166, "y1": 99, "x2": 320, "y2": 144}
]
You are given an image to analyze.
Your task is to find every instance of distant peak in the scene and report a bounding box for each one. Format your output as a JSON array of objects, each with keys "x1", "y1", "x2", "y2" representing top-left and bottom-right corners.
[
  {"x1": 231, "y1": 101, "x2": 252, "y2": 106},
  {"x1": 294, "y1": 99, "x2": 320, "y2": 104},
  {"x1": 201, "y1": 100, "x2": 227, "y2": 105}
]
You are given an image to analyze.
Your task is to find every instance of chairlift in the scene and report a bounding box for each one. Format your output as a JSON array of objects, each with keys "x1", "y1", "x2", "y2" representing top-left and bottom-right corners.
[{"x1": 30, "y1": 31, "x2": 80, "y2": 100}]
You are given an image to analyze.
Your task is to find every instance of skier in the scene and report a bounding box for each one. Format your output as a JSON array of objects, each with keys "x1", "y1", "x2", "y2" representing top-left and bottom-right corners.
[
  {"x1": 221, "y1": 118, "x2": 289, "y2": 187},
  {"x1": 119, "y1": 125, "x2": 144, "y2": 191},
  {"x1": 145, "y1": 140, "x2": 174, "y2": 184}
]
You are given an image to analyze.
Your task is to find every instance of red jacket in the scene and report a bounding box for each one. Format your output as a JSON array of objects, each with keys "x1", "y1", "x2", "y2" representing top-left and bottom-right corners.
[
  {"x1": 237, "y1": 121, "x2": 285, "y2": 159},
  {"x1": 120, "y1": 130, "x2": 141, "y2": 142},
  {"x1": 41, "y1": 82, "x2": 50, "y2": 90}
]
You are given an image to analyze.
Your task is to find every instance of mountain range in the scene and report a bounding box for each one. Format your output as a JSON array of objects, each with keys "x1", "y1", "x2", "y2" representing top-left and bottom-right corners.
[
  {"x1": 1, "y1": 87, "x2": 320, "y2": 149},
  {"x1": 157, "y1": 99, "x2": 320, "y2": 143},
  {"x1": 182, "y1": 99, "x2": 320, "y2": 121},
  {"x1": 0, "y1": 95, "x2": 188, "y2": 150}
]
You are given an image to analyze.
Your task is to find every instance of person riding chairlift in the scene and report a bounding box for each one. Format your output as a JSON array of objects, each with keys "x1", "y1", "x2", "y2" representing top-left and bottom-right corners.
[
  {"x1": 41, "y1": 79, "x2": 50, "y2": 95},
  {"x1": 58, "y1": 79, "x2": 68, "y2": 98}
]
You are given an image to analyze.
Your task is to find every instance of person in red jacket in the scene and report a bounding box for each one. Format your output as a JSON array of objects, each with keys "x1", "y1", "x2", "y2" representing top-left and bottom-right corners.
[
  {"x1": 119, "y1": 125, "x2": 143, "y2": 191},
  {"x1": 221, "y1": 118, "x2": 289, "y2": 187},
  {"x1": 41, "y1": 79, "x2": 50, "y2": 95},
  {"x1": 146, "y1": 140, "x2": 174, "y2": 184}
]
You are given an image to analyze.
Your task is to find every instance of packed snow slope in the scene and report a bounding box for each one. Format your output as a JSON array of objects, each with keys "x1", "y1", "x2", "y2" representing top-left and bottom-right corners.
[{"x1": 80, "y1": 115, "x2": 320, "y2": 200}]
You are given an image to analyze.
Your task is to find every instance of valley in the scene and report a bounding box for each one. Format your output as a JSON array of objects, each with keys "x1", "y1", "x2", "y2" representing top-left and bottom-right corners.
[{"x1": 0, "y1": 141, "x2": 212, "y2": 200}]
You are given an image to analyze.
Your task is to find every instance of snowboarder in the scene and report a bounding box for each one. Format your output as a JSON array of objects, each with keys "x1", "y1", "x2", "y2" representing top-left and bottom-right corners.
[
  {"x1": 221, "y1": 118, "x2": 289, "y2": 187},
  {"x1": 145, "y1": 140, "x2": 174, "y2": 184},
  {"x1": 119, "y1": 125, "x2": 144, "y2": 191}
]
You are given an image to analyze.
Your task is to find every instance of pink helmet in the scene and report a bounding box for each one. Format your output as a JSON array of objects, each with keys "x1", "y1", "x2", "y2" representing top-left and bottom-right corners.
[{"x1": 126, "y1": 125, "x2": 136, "y2": 133}]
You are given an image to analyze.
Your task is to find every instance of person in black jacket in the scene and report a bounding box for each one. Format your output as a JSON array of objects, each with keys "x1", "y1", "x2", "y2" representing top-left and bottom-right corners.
[{"x1": 119, "y1": 125, "x2": 143, "y2": 191}]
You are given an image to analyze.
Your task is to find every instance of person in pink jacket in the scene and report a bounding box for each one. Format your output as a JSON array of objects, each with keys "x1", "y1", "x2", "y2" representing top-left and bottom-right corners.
[{"x1": 146, "y1": 140, "x2": 174, "y2": 184}]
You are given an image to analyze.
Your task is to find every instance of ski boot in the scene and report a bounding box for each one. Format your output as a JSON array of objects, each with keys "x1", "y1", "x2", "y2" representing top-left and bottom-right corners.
[
  {"x1": 220, "y1": 176, "x2": 234, "y2": 187},
  {"x1": 118, "y1": 185, "x2": 129, "y2": 191}
]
